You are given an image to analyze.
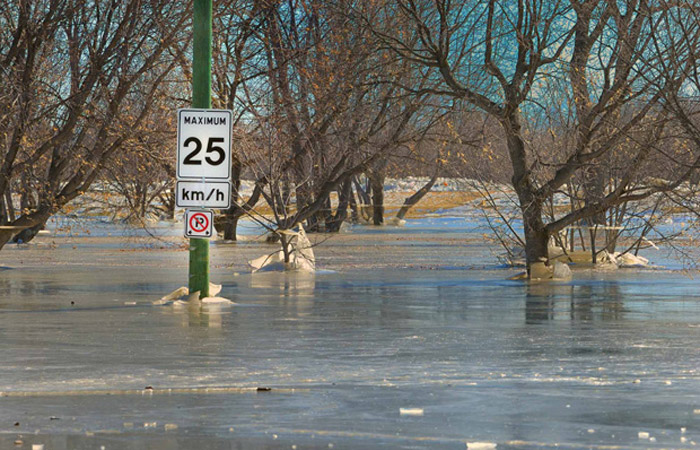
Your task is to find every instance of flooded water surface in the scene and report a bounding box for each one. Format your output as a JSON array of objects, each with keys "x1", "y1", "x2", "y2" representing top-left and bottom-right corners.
[{"x1": 1, "y1": 220, "x2": 699, "y2": 449}]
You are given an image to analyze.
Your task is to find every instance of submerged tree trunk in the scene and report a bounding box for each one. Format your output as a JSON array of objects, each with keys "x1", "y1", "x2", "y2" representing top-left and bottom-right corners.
[
  {"x1": 369, "y1": 170, "x2": 385, "y2": 225},
  {"x1": 327, "y1": 181, "x2": 352, "y2": 232},
  {"x1": 217, "y1": 158, "x2": 243, "y2": 241},
  {"x1": 353, "y1": 176, "x2": 372, "y2": 222}
]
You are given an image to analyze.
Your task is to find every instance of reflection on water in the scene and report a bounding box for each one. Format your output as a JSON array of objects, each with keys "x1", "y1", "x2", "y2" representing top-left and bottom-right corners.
[
  {"x1": 1, "y1": 224, "x2": 700, "y2": 449},
  {"x1": 525, "y1": 282, "x2": 625, "y2": 323},
  {"x1": 250, "y1": 272, "x2": 316, "y2": 316},
  {"x1": 0, "y1": 278, "x2": 60, "y2": 297},
  {"x1": 173, "y1": 301, "x2": 226, "y2": 329}
]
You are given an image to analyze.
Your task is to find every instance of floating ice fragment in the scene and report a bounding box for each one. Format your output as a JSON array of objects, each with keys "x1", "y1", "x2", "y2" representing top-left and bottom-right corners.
[
  {"x1": 32, "y1": 445, "x2": 44, "y2": 450},
  {"x1": 201, "y1": 296, "x2": 235, "y2": 305},
  {"x1": 638, "y1": 431, "x2": 650, "y2": 439},
  {"x1": 466, "y1": 442, "x2": 497, "y2": 449},
  {"x1": 649, "y1": 437, "x2": 656, "y2": 442},
  {"x1": 123, "y1": 422, "x2": 133, "y2": 429},
  {"x1": 665, "y1": 380, "x2": 673, "y2": 385},
  {"x1": 386, "y1": 217, "x2": 406, "y2": 227},
  {"x1": 156, "y1": 287, "x2": 188, "y2": 304},
  {"x1": 208, "y1": 282, "x2": 222, "y2": 296},
  {"x1": 682, "y1": 437, "x2": 688, "y2": 443},
  {"x1": 164, "y1": 424, "x2": 178, "y2": 431},
  {"x1": 682, "y1": 427, "x2": 687, "y2": 433},
  {"x1": 694, "y1": 409, "x2": 700, "y2": 415},
  {"x1": 399, "y1": 408, "x2": 424, "y2": 416},
  {"x1": 587, "y1": 429, "x2": 595, "y2": 433}
]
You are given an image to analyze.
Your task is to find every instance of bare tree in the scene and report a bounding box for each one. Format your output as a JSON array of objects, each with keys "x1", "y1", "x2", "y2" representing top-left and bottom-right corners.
[
  {"x1": 0, "y1": 0, "x2": 188, "y2": 249},
  {"x1": 364, "y1": 0, "x2": 700, "y2": 275},
  {"x1": 228, "y1": 0, "x2": 436, "y2": 251}
]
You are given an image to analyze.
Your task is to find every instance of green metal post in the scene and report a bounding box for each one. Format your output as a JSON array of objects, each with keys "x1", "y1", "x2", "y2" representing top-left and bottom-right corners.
[{"x1": 189, "y1": 0, "x2": 212, "y2": 298}]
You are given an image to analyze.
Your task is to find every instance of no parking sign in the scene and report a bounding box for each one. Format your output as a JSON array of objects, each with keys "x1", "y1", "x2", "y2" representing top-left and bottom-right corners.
[{"x1": 184, "y1": 209, "x2": 213, "y2": 238}]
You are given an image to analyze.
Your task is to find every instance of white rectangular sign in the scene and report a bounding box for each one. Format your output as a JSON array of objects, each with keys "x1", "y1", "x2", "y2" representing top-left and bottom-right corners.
[
  {"x1": 177, "y1": 108, "x2": 232, "y2": 180},
  {"x1": 184, "y1": 209, "x2": 213, "y2": 238},
  {"x1": 176, "y1": 180, "x2": 231, "y2": 209}
]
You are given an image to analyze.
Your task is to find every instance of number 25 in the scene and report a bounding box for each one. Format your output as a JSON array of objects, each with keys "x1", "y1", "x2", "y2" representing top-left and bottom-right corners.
[{"x1": 183, "y1": 137, "x2": 225, "y2": 165}]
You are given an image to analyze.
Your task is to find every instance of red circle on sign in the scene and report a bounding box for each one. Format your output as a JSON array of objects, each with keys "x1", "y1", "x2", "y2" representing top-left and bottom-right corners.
[{"x1": 189, "y1": 213, "x2": 210, "y2": 233}]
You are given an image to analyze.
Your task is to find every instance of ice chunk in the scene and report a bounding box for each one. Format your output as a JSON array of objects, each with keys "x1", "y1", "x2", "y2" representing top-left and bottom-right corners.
[
  {"x1": 399, "y1": 408, "x2": 424, "y2": 416},
  {"x1": 209, "y1": 282, "x2": 222, "y2": 296},
  {"x1": 154, "y1": 286, "x2": 189, "y2": 304},
  {"x1": 466, "y1": 442, "x2": 497, "y2": 449},
  {"x1": 616, "y1": 252, "x2": 649, "y2": 267},
  {"x1": 638, "y1": 431, "x2": 650, "y2": 439},
  {"x1": 600, "y1": 251, "x2": 650, "y2": 268},
  {"x1": 529, "y1": 262, "x2": 552, "y2": 279},
  {"x1": 164, "y1": 423, "x2": 178, "y2": 431},
  {"x1": 201, "y1": 296, "x2": 235, "y2": 305},
  {"x1": 552, "y1": 261, "x2": 572, "y2": 280},
  {"x1": 386, "y1": 217, "x2": 406, "y2": 227},
  {"x1": 249, "y1": 225, "x2": 315, "y2": 273}
]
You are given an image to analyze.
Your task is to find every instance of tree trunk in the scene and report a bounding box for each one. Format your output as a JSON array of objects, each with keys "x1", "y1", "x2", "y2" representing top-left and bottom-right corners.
[
  {"x1": 353, "y1": 176, "x2": 371, "y2": 222},
  {"x1": 216, "y1": 158, "x2": 243, "y2": 241},
  {"x1": 327, "y1": 181, "x2": 352, "y2": 232},
  {"x1": 502, "y1": 111, "x2": 549, "y2": 272},
  {"x1": 12, "y1": 223, "x2": 44, "y2": 244},
  {"x1": 0, "y1": 208, "x2": 52, "y2": 250},
  {"x1": 395, "y1": 167, "x2": 439, "y2": 220},
  {"x1": 522, "y1": 202, "x2": 549, "y2": 269},
  {"x1": 370, "y1": 170, "x2": 385, "y2": 225}
]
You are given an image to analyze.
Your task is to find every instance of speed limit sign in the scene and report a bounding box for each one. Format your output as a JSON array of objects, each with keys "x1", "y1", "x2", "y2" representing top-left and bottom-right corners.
[{"x1": 177, "y1": 109, "x2": 232, "y2": 181}]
